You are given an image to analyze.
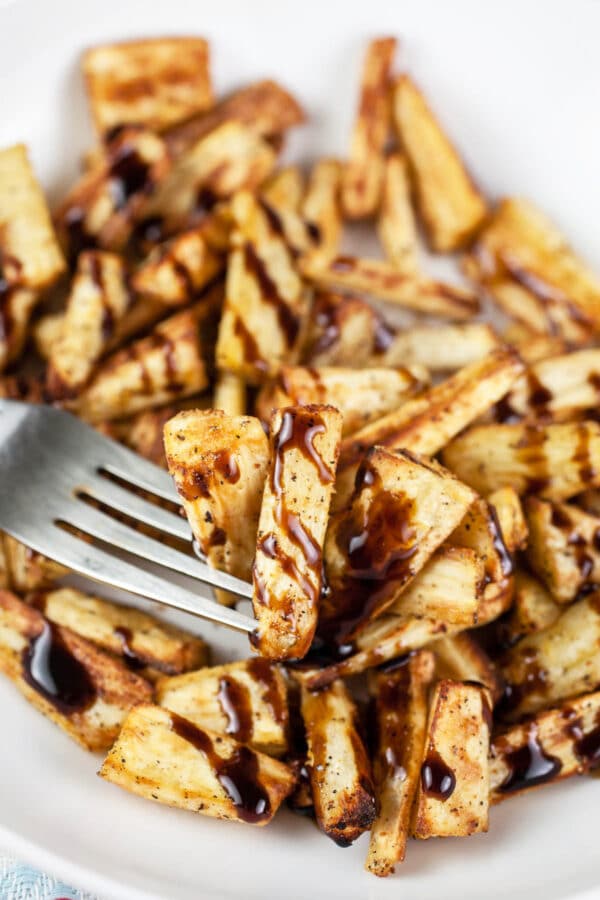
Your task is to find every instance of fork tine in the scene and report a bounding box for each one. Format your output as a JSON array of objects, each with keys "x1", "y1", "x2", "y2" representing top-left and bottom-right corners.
[
  {"x1": 65, "y1": 498, "x2": 252, "y2": 599},
  {"x1": 79, "y1": 473, "x2": 192, "y2": 541},
  {"x1": 100, "y1": 440, "x2": 182, "y2": 505},
  {"x1": 3, "y1": 521, "x2": 255, "y2": 634}
]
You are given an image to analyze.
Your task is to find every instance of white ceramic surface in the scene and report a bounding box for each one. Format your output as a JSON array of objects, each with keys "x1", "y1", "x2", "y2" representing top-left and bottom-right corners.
[{"x1": 1, "y1": 1, "x2": 600, "y2": 898}]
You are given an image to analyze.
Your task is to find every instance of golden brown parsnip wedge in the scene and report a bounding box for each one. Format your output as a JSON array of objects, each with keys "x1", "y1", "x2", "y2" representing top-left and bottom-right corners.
[
  {"x1": 99, "y1": 704, "x2": 295, "y2": 824},
  {"x1": 342, "y1": 37, "x2": 396, "y2": 219},
  {"x1": 164, "y1": 409, "x2": 269, "y2": 586},
  {"x1": 216, "y1": 191, "x2": 312, "y2": 384},
  {"x1": 464, "y1": 198, "x2": 600, "y2": 342},
  {"x1": 380, "y1": 323, "x2": 500, "y2": 372},
  {"x1": 32, "y1": 587, "x2": 208, "y2": 675},
  {"x1": 83, "y1": 37, "x2": 213, "y2": 136},
  {"x1": 0, "y1": 144, "x2": 65, "y2": 290},
  {"x1": 47, "y1": 251, "x2": 131, "y2": 398},
  {"x1": 0, "y1": 145, "x2": 65, "y2": 369},
  {"x1": 366, "y1": 651, "x2": 435, "y2": 876},
  {"x1": 488, "y1": 486, "x2": 529, "y2": 555},
  {"x1": 165, "y1": 79, "x2": 305, "y2": 158},
  {"x1": 148, "y1": 122, "x2": 277, "y2": 227},
  {"x1": 524, "y1": 497, "x2": 600, "y2": 602},
  {"x1": 252, "y1": 405, "x2": 342, "y2": 660},
  {"x1": 32, "y1": 311, "x2": 65, "y2": 361},
  {"x1": 577, "y1": 488, "x2": 600, "y2": 517},
  {"x1": 301, "y1": 291, "x2": 388, "y2": 367},
  {"x1": 336, "y1": 347, "x2": 524, "y2": 508},
  {"x1": 0, "y1": 590, "x2": 152, "y2": 751},
  {"x1": 378, "y1": 152, "x2": 419, "y2": 273},
  {"x1": 156, "y1": 658, "x2": 288, "y2": 756},
  {"x1": 490, "y1": 690, "x2": 600, "y2": 800},
  {"x1": 131, "y1": 226, "x2": 222, "y2": 306},
  {"x1": 300, "y1": 255, "x2": 479, "y2": 319},
  {"x1": 500, "y1": 570, "x2": 561, "y2": 647},
  {"x1": 443, "y1": 421, "x2": 600, "y2": 500},
  {"x1": 75, "y1": 296, "x2": 216, "y2": 422},
  {"x1": 322, "y1": 447, "x2": 476, "y2": 642},
  {"x1": 498, "y1": 593, "x2": 600, "y2": 720},
  {"x1": 502, "y1": 322, "x2": 567, "y2": 365},
  {"x1": 55, "y1": 127, "x2": 171, "y2": 259},
  {"x1": 299, "y1": 677, "x2": 376, "y2": 845},
  {"x1": 213, "y1": 371, "x2": 246, "y2": 417},
  {"x1": 392, "y1": 76, "x2": 488, "y2": 251},
  {"x1": 2, "y1": 535, "x2": 67, "y2": 592},
  {"x1": 256, "y1": 364, "x2": 428, "y2": 437},
  {"x1": 300, "y1": 159, "x2": 342, "y2": 267},
  {"x1": 434, "y1": 633, "x2": 503, "y2": 702},
  {"x1": 303, "y1": 614, "x2": 463, "y2": 691},
  {"x1": 0, "y1": 540, "x2": 8, "y2": 590},
  {"x1": 390, "y1": 545, "x2": 482, "y2": 626},
  {"x1": 262, "y1": 166, "x2": 304, "y2": 212},
  {"x1": 411, "y1": 680, "x2": 490, "y2": 838},
  {"x1": 500, "y1": 349, "x2": 600, "y2": 424}
]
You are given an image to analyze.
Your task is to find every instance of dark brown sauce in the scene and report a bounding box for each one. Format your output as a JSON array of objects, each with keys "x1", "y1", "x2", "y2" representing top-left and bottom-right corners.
[
  {"x1": 310, "y1": 292, "x2": 341, "y2": 356},
  {"x1": 517, "y1": 425, "x2": 551, "y2": 494},
  {"x1": 213, "y1": 449, "x2": 240, "y2": 485},
  {"x1": 0, "y1": 249, "x2": 23, "y2": 341},
  {"x1": 497, "y1": 647, "x2": 548, "y2": 717},
  {"x1": 257, "y1": 532, "x2": 317, "y2": 608},
  {"x1": 271, "y1": 408, "x2": 334, "y2": 493},
  {"x1": 169, "y1": 711, "x2": 271, "y2": 823},
  {"x1": 22, "y1": 623, "x2": 96, "y2": 714},
  {"x1": 87, "y1": 253, "x2": 115, "y2": 342},
  {"x1": 62, "y1": 205, "x2": 97, "y2": 263},
  {"x1": 171, "y1": 258, "x2": 195, "y2": 300},
  {"x1": 130, "y1": 215, "x2": 167, "y2": 255},
  {"x1": 259, "y1": 199, "x2": 286, "y2": 240},
  {"x1": 574, "y1": 424, "x2": 597, "y2": 486},
  {"x1": 306, "y1": 221, "x2": 321, "y2": 244},
  {"x1": 588, "y1": 372, "x2": 600, "y2": 394},
  {"x1": 550, "y1": 505, "x2": 594, "y2": 577},
  {"x1": 195, "y1": 187, "x2": 219, "y2": 217},
  {"x1": 498, "y1": 724, "x2": 562, "y2": 793},
  {"x1": 114, "y1": 626, "x2": 146, "y2": 671},
  {"x1": 420, "y1": 749, "x2": 456, "y2": 801},
  {"x1": 233, "y1": 315, "x2": 268, "y2": 373},
  {"x1": 217, "y1": 675, "x2": 253, "y2": 743},
  {"x1": 526, "y1": 370, "x2": 553, "y2": 418},
  {"x1": 109, "y1": 144, "x2": 152, "y2": 210},
  {"x1": 243, "y1": 243, "x2": 300, "y2": 346},
  {"x1": 322, "y1": 459, "x2": 418, "y2": 644},
  {"x1": 377, "y1": 667, "x2": 410, "y2": 779},
  {"x1": 208, "y1": 526, "x2": 227, "y2": 547}
]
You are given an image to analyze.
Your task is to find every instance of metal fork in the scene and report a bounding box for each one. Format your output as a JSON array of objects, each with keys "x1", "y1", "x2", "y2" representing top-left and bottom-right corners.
[{"x1": 0, "y1": 400, "x2": 255, "y2": 634}]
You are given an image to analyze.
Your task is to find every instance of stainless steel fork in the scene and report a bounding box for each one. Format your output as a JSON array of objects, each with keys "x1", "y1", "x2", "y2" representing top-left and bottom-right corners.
[{"x1": 0, "y1": 400, "x2": 255, "y2": 634}]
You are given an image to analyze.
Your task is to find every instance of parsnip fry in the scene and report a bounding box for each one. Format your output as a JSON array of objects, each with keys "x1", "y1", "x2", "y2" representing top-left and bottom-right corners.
[
  {"x1": 366, "y1": 651, "x2": 434, "y2": 876},
  {"x1": 301, "y1": 159, "x2": 342, "y2": 267},
  {"x1": 262, "y1": 166, "x2": 304, "y2": 212},
  {"x1": 131, "y1": 226, "x2": 222, "y2": 306},
  {"x1": 164, "y1": 410, "x2": 269, "y2": 585},
  {"x1": 0, "y1": 590, "x2": 152, "y2": 751},
  {"x1": 322, "y1": 447, "x2": 476, "y2": 642},
  {"x1": 499, "y1": 593, "x2": 600, "y2": 720},
  {"x1": 54, "y1": 127, "x2": 171, "y2": 259},
  {"x1": 490, "y1": 690, "x2": 600, "y2": 800},
  {"x1": 83, "y1": 37, "x2": 213, "y2": 135},
  {"x1": 99, "y1": 704, "x2": 295, "y2": 825},
  {"x1": 412, "y1": 680, "x2": 490, "y2": 838},
  {"x1": 500, "y1": 349, "x2": 600, "y2": 423},
  {"x1": 342, "y1": 37, "x2": 396, "y2": 219},
  {"x1": 464, "y1": 198, "x2": 600, "y2": 342},
  {"x1": 252, "y1": 405, "x2": 342, "y2": 660},
  {"x1": 157, "y1": 658, "x2": 288, "y2": 756},
  {"x1": 216, "y1": 191, "x2": 312, "y2": 383},
  {"x1": 443, "y1": 421, "x2": 600, "y2": 500},
  {"x1": 434, "y1": 633, "x2": 503, "y2": 702},
  {"x1": 524, "y1": 497, "x2": 600, "y2": 603},
  {"x1": 301, "y1": 254, "x2": 478, "y2": 319},
  {"x1": 34, "y1": 587, "x2": 208, "y2": 675},
  {"x1": 47, "y1": 251, "x2": 132, "y2": 398},
  {"x1": 336, "y1": 347, "x2": 524, "y2": 508},
  {"x1": 378, "y1": 152, "x2": 419, "y2": 272},
  {"x1": 299, "y1": 678, "x2": 376, "y2": 845},
  {"x1": 392, "y1": 76, "x2": 488, "y2": 251},
  {"x1": 500, "y1": 570, "x2": 561, "y2": 647},
  {"x1": 391, "y1": 545, "x2": 482, "y2": 626},
  {"x1": 379, "y1": 323, "x2": 500, "y2": 372},
  {"x1": 75, "y1": 294, "x2": 217, "y2": 422},
  {"x1": 213, "y1": 370, "x2": 247, "y2": 416},
  {"x1": 256, "y1": 364, "x2": 428, "y2": 437}
]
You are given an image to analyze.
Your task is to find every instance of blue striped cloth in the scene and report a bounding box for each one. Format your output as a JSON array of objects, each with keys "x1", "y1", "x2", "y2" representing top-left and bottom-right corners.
[{"x1": 0, "y1": 855, "x2": 96, "y2": 900}]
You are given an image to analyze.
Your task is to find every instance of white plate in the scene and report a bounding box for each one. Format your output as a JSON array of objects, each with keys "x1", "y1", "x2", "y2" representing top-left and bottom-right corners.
[{"x1": 1, "y1": 1, "x2": 600, "y2": 898}]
